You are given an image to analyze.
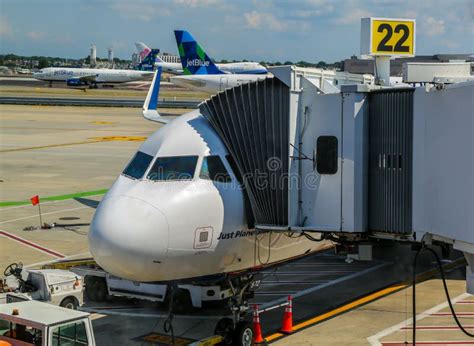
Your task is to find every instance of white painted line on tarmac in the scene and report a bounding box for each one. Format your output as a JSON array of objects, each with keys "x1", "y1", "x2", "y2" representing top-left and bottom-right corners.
[
  {"x1": 287, "y1": 263, "x2": 372, "y2": 267},
  {"x1": 261, "y1": 271, "x2": 354, "y2": 275},
  {"x1": 429, "y1": 312, "x2": 474, "y2": 317},
  {"x1": 255, "y1": 292, "x2": 297, "y2": 296},
  {"x1": 400, "y1": 325, "x2": 474, "y2": 330},
  {"x1": 0, "y1": 229, "x2": 65, "y2": 258},
  {"x1": 259, "y1": 262, "x2": 389, "y2": 310},
  {"x1": 79, "y1": 307, "x2": 227, "y2": 320},
  {"x1": 0, "y1": 206, "x2": 88, "y2": 224},
  {"x1": 260, "y1": 281, "x2": 329, "y2": 285},
  {"x1": 367, "y1": 292, "x2": 471, "y2": 346}
]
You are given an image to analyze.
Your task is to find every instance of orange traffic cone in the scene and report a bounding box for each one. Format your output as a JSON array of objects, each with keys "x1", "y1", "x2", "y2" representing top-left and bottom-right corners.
[
  {"x1": 253, "y1": 305, "x2": 265, "y2": 344},
  {"x1": 279, "y1": 295, "x2": 294, "y2": 334}
]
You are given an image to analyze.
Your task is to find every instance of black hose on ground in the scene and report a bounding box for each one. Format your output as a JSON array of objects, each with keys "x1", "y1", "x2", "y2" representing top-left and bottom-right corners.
[
  {"x1": 412, "y1": 246, "x2": 474, "y2": 345},
  {"x1": 164, "y1": 285, "x2": 176, "y2": 345}
]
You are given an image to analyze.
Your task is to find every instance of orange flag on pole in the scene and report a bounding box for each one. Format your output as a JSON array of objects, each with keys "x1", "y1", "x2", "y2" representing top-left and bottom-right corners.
[{"x1": 30, "y1": 195, "x2": 40, "y2": 206}]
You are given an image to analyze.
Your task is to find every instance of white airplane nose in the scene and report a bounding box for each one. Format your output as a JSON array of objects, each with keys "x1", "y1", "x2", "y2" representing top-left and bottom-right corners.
[{"x1": 89, "y1": 195, "x2": 169, "y2": 281}]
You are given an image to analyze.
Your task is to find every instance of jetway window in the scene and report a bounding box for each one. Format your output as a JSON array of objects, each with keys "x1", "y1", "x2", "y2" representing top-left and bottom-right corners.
[
  {"x1": 316, "y1": 136, "x2": 338, "y2": 175},
  {"x1": 122, "y1": 151, "x2": 153, "y2": 179},
  {"x1": 147, "y1": 156, "x2": 198, "y2": 181},
  {"x1": 200, "y1": 156, "x2": 231, "y2": 183}
]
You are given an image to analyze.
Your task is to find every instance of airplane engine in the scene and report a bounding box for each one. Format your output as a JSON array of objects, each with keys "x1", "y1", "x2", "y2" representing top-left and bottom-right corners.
[{"x1": 66, "y1": 78, "x2": 83, "y2": 86}]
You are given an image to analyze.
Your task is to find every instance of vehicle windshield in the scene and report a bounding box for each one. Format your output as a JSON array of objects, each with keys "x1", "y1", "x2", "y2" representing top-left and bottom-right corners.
[
  {"x1": 122, "y1": 151, "x2": 153, "y2": 179},
  {"x1": 0, "y1": 321, "x2": 42, "y2": 345},
  {"x1": 147, "y1": 156, "x2": 198, "y2": 181}
]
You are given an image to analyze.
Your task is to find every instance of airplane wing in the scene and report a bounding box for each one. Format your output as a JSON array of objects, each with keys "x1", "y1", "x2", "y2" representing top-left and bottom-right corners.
[
  {"x1": 142, "y1": 67, "x2": 169, "y2": 124},
  {"x1": 74, "y1": 197, "x2": 100, "y2": 209}
]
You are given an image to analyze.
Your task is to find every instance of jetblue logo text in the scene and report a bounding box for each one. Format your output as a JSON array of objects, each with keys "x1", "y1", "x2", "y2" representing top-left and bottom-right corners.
[{"x1": 186, "y1": 59, "x2": 209, "y2": 67}]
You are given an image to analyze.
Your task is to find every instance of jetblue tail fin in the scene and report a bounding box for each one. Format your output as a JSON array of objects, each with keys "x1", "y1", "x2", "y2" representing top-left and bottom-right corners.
[
  {"x1": 174, "y1": 30, "x2": 224, "y2": 75},
  {"x1": 142, "y1": 67, "x2": 168, "y2": 124},
  {"x1": 137, "y1": 49, "x2": 160, "y2": 71}
]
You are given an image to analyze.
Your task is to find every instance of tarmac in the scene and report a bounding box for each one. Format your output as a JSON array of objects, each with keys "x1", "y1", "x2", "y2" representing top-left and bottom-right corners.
[
  {"x1": 0, "y1": 104, "x2": 180, "y2": 272},
  {"x1": 0, "y1": 102, "x2": 472, "y2": 345}
]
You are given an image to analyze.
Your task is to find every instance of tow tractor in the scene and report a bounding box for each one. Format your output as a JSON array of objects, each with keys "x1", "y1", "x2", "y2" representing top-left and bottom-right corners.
[
  {"x1": 0, "y1": 300, "x2": 95, "y2": 345},
  {"x1": 0, "y1": 263, "x2": 83, "y2": 310}
]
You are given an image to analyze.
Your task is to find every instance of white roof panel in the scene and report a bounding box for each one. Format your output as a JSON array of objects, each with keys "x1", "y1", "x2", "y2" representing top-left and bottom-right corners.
[{"x1": 0, "y1": 301, "x2": 89, "y2": 327}]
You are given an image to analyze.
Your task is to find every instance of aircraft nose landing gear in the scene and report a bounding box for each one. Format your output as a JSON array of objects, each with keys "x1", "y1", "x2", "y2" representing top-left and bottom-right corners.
[{"x1": 214, "y1": 275, "x2": 257, "y2": 346}]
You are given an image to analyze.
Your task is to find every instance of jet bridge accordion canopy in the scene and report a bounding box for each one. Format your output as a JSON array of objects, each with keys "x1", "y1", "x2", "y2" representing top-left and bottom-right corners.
[{"x1": 199, "y1": 78, "x2": 290, "y2": 227}]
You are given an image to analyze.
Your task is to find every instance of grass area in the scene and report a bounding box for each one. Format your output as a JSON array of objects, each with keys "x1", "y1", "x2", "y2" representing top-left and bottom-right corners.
[
  {"x1": 0, "y1": 189, "x2": 108, "y2": 207},
  {"x1": 0, "y1": 85, "x2": 212, "y2": 100}
]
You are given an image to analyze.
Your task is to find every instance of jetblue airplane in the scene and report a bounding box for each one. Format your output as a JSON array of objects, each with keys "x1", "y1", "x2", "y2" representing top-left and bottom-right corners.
[
  {"x1": 135, "y1": 48, "x2": 160, "y2": 72},
  {"x1": 169, "y1": 30, "x2": 268, "y2": 92},
  {"x1": 33, "y1": 53, "x2": 157, "y2": 88},
  {"x1": 88, "y1": 67, "x2": 328, "y2": 342},
  {"x1": 136, "y1": 32, "x2": 267, "y2": 77},
  {"x1": 174, "y1": 30, "x2": 267, "y2": 75},
  {"x1": 90, "y1": 68, "x2": 326, "y2": 282}
]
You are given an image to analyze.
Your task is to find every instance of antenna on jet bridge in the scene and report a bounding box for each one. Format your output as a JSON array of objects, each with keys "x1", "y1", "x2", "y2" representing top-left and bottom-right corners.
[{"x1": 142, "y1": 67, "x2": 169, "y2": 124}]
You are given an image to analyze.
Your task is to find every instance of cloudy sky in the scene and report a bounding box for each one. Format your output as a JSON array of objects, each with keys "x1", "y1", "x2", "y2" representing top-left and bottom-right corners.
[{"x1": 0, "y1": 0, "x2": 472, "y2": 62}]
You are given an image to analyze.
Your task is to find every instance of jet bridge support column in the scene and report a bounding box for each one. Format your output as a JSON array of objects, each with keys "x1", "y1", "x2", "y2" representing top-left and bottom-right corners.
[{"x1": 465, "y1": 253, "x2": 474, "y2": 294}]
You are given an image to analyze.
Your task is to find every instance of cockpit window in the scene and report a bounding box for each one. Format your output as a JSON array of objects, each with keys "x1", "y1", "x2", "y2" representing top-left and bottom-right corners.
[
  {"x1": 147, "y1": 156, "x2": 198, "y2": 181},
  {"x1": 200, "y1": 156, "x2": 232, "y2": 183},
  {"x1": 122, "y1": 151, "x2": 153, "y2": 179}
]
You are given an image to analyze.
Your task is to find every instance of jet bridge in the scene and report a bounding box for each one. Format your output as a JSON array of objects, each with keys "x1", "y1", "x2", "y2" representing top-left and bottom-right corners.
[
  {"x1": 199, "y1": 66, "x2": 374, "y2": 227},
  {"x1": 199, "y1": 64, "x2": 473, "y2": 292}
]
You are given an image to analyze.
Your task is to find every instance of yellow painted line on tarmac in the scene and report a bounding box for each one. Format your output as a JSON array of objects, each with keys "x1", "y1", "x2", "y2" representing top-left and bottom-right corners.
[
  {"x1": 264, "y1": 257, "x2": 467, "y2": 343},
  {"x1": 0, "y1": 136, "x2": 147, "y2": 153},
  {"x1": 88, "y1": 136, "x2": 147, "y2": 141},
  {"x1": 0, "y1": 140, "x2": 106, "y2": 153},
  {"x1": 90, "y1": 121, "x2": 116, "y2": 125},
  {"x1": 265, "y1": 284, "x2": 406, "y2": 342}
]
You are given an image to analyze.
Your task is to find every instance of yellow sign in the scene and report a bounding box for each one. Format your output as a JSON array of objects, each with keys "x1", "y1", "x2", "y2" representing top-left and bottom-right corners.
[
  {"x1": 371, "y1": 19, "x2": 415, "y2": 55},
  {"x1": 361, "y1": 18, "x2": 416, "y2": 56}
]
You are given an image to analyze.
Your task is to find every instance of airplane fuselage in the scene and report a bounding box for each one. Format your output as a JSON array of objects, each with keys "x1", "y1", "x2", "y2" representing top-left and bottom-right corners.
[
  {"x1": 169, "y1": 74, "x2": 269, "y2": 92},
  {"x1": 155, "y1": 62, "x2": 267, "y2": 76},
  {"x1": 33, "y1": 67, "x2": 154, "y2": 83},
  {"x1": 218, "y1": 62, "x2": 267, "y2": 75}
]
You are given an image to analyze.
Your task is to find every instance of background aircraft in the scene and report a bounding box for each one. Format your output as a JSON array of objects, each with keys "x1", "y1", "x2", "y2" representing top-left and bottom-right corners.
[
  {"x1": 33, "y1": 52, "x2": 158, "y2": 87},
  {"x1": 174, "y1": 30, "x2": 268, "y2": 75},
  {"x1": 137, "y1": 31, "x2": 268, "y2": 77},
  {"x1": 169, "y1": 30, "x2": 268, "y2": 92},
  {"x1": 136, "y1": 42, "x2": 183, "y2": 74}
]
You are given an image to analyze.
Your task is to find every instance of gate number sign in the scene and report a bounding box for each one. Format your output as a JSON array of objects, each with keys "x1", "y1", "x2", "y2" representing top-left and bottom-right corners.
[{"x1": 361, "y1": 18, "x2": 416, "y2": 57}]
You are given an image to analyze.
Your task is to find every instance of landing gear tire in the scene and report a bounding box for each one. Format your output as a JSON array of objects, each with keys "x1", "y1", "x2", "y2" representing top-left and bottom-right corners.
[
  {"x1": 214, "y1": 317, "x2": 234, "y2": 345},
  {"x1": 234, "y1": 321, "x2": 254, "y2": 346},
  {"x1": 60, "y1": 297, "x2": 78, "y2": 310},
  {"x1": 84, "y1": 276, "x2": 108, "y2": 302}
]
